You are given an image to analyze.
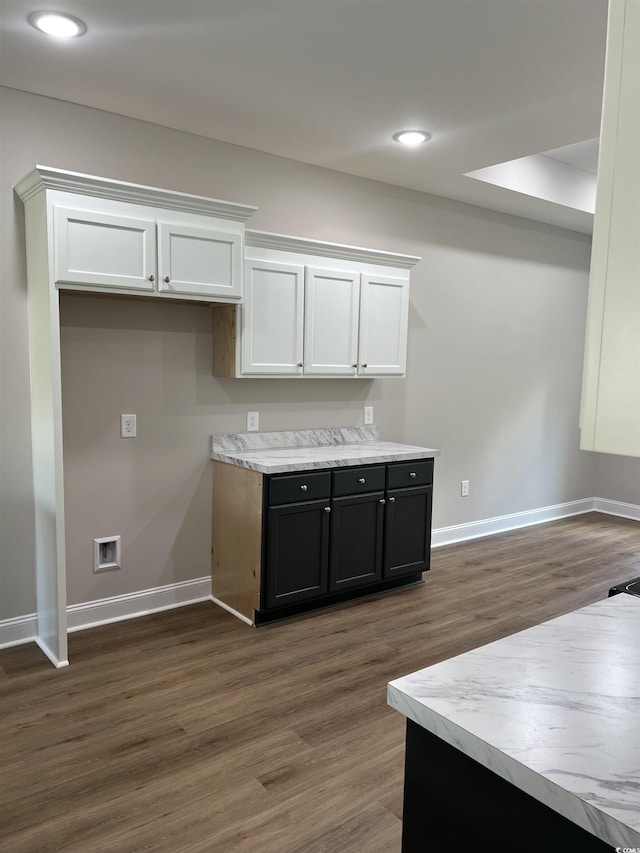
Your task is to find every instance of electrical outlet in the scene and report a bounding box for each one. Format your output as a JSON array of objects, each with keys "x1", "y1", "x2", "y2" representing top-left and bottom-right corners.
[
  {"x1": 120, "y1": 414, "x2": 136, "y2": 438},
  {"x1": 247, "y1": 411, "x2": 259, "y2": 432},
  {"x1": 364, "y1": 405, "x2": 374, "y2": 425},
  {"x1": 461, "y1": 479, "x2": 470, "y2": 497}
]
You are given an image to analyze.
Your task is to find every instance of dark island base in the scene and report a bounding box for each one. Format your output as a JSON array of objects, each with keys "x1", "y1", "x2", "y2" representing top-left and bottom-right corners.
[
  {"x1": 402, "y1": 719, "x2": 614, "y2": 853},
  {"x1": 254, "y1": 572, "x2": 423, "y2": 626}
]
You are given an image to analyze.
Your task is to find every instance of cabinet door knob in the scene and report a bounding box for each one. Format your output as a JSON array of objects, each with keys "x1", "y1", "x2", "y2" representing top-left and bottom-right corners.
[
  {"x1": 409, "y1": 472, "x2": 417, "y2": 478},
  {"x1": 362, "y1": 363, "x2": 368, "y2": 368},
  {"x1": 352, "y1": 364, "x2": 358, "y2": 369},
  {"x1": 297, "y1": 362, "x2": 304, "y2": 368},
  {"x1": 148, "y1": 274, "x2": 155, "y2": 282},
  {"x1": 300, "y1": 484, "x2": 308, "y2": 492},
  {"x1": 358, "y1": 477, "x2": 366, "y2": 484},
  {"x1": 379, "y1": 498, "x2": 386, "y2": 504},
  {"x1": 388, "y1": 496, "x2": 396, "y2": 503},
  {"x1": 324, "y1": 506, "x2": 331, "y2": 513},
  {"x1": 163, "y1": 276, "x2": 170, "y2": 283}
]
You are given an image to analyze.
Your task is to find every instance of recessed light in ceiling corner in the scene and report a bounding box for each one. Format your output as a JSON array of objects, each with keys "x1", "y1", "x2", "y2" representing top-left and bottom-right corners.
[
  {"x1": 393, "y1": 130, "x2": 431, "y2": 148},
  {"x1": 28, "y1": 10, "x2": 87, "y2": 38}
]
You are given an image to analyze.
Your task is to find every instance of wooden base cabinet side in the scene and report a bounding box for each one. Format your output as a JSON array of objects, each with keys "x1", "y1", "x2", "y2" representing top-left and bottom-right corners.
[{"x1": 211, "y1": 461, "x2": 262, "y2": 623}]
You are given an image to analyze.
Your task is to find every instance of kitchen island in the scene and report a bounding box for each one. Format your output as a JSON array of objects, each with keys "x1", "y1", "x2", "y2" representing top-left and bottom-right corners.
[
  {"x1": 388, "y1": 593, "x2": 640, "y2": 852},
  {"x1": 210, "y1": 427, "x2": 439, "y2": 624}
]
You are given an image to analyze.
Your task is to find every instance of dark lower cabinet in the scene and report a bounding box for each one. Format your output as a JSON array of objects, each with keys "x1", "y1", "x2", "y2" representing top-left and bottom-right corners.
[
  {"x1": 265, "y1": 498, "x2": 330, "y2": 609},
  {"x1": 330, "y1": 492, "x2": 385, "y2": 591},
  {"x1": 383, "y1": 485, "x2": 432, "y2": 579},
  {"x1": 261, "y1": 459, "x2": 434, "y2": 620}
]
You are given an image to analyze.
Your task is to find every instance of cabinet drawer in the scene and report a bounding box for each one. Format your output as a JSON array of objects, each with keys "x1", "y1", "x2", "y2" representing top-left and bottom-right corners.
[
  {"x1": 332, "y1": 465, "x2": 385, "y2": 497},
  {"x1": 269, "y1": 471, "x2": 331, "y2": 505},
  {"x1": 386, "y1": 459, "x2": 433, "y2": 489}
]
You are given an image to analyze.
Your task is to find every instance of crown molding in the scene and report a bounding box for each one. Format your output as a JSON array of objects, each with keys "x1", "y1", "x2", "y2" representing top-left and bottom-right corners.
[
  {"x1": 245, "y1": 229, "x2": 421, "y2": 268},
  {"x1": 13, "y1": 166, "x2": 258, "y2": 222}
]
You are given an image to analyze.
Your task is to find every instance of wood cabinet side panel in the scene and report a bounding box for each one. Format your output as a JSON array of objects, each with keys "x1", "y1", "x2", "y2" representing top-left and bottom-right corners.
[
  {"x1": 211, "y1": 461, "x2": 262, "y2": 622},
  {"x1": 212, "y1": 305, "x2": 238, "y2": 377}
]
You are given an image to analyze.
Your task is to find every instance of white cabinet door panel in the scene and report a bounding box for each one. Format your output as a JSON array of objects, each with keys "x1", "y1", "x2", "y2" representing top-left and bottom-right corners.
[
  {"x1": 358, "y1": 274, "x2": 409, "y2": 376},
  {"x1": 54, "y1": 206, "x2": 156, "y2": 292},
  {"x1": 241, "y1": 260, "x2": 305, "y2": 374},
  {"x1": 158, "y1": 223, "x2": 242, "y2": 298},
  {"x1": 304, "y1": 268, "x2": 360, "y2": 375}
]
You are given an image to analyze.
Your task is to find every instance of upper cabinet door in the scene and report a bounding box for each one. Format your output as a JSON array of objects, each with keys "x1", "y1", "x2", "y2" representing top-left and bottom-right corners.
[
  {"x1": 54, "y1": 206, "x2": 157, "y2": 292},
  {"x1": 241, "y1": 259, "x2": 305, "y2": 375},
  {"x1": 157, "y1": 222, "x2": 242, "y2": 299},
  {"x1": 304, "y1": 267, "x2": 360, "y2": 375},
  {"x1": 358, "y1": 274, "x2": 409, "y2": 376}
]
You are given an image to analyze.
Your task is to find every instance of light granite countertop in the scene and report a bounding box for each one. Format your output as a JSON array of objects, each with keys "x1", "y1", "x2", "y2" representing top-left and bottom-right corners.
[
  {"x1": 210, "y1": 427, "x2": 439, "y2": 473},
  {"x1": 388, "y1": 593, "x2": 640, "y2": 849}
]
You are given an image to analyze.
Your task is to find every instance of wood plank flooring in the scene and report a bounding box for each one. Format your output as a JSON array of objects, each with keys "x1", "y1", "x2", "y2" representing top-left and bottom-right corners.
[{"x1": 1, "y1": 513, "x2": 639, "y2": 852}]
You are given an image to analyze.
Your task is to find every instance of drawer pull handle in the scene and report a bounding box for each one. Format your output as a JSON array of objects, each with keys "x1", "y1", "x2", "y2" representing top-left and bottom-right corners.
[
  {"x1": 358, "y1": 477, "x2": 366, "y2": 484},
  {"x1": 388, "y1": 496, "x2": 396, "y2": 503},
  {"x1": 409, "y1": 472, "x2": 417, "y2": 478},
  {"x1": 379, "y1": 498, "x2": 386, "y2": 504},
  {"x1": 324, "y1": 506, "x2": 331, "y2": 513},
  {"x1": 300, "y1": 484, "x2": 308, "y2": 492}
]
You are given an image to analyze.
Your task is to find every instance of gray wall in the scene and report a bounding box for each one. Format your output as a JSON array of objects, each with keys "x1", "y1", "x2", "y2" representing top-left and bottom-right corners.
[{"x1": 3, "y1": 85, "x2": 628, "y2": 620}]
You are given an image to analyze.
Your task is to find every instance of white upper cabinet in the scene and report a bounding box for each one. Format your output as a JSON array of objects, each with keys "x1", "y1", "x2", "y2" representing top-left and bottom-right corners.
[
  {"x1": 241, "y1": 259, "x2": 305, "y2": 374},
  {"x1": 157, "y1": 222, "x2": 242, "y2": 299},
  {"x1": 358, "y1": 274, "x2": 409, "y2": 377},
  {"x1": 580, "y1": 0, "x2": 640, "y2": 456},
  {"x1": 17, "y1": 166, "x2": 256, "y2": 304},
  {"x1": 215, "y1": 230, "x2": 421, "y2": 379},
  {"x1": 304, "y1": 267, "x2": 360, "y2": 376},
  {"x1": 54, "y1": 206, "x2": 157, "y2": 292}
]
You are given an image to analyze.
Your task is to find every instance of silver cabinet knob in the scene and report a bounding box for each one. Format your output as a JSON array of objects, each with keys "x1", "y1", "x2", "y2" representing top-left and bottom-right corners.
[
  {"x1": 148, "y1": 274, "x2": 155, "y2": 282},
  {"x1": 324, "y1": 506, "x2": 331, "y2": 512},
  {"x1": 297, "y1": 362, "x2": 303, "y2": 368},
  {"x1": 362, "y1": 363, "x2": 368, "y2": 368},
  {"x1": 352, "y1": 364, "x2": 358, "y2": 368},
  {"x1": 409, "y1": 472, "x2": 417, "y2": 478},
  {"x1": 388, "y1": 496, "x2": 396, "y2": 503},
  {"x1": 300, "y1": 484, "x2": 308, "y2": 492},
  {"x1": 358, "y1": 477, "x2": 366, "y2": 484},
  {"x1": 163, "y1": 276, "x2": 170, "y2": 283},
  {"x1": 379, "y1": 498, "x2": 386, "y2": 504}
]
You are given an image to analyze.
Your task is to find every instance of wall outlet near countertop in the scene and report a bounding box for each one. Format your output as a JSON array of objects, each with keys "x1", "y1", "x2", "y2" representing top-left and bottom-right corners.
[
  {"x1": 120, "y1": 414, "x2": 136, "y2": 438},
  {"x1": 247, "y1": 411, "x2": 259, "y2": 432},
  {"x1": 461, "y1": 479, "x2": 470, "y2": 497},
  {"x1": 364, "y1": 405, "x2": 374, "y2": 425},
  {"x1": 93, "y1": 535, "x2": 121, "y2": 572}
]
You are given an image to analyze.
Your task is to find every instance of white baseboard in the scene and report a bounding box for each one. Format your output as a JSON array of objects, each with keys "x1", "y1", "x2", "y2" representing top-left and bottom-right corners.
[
  {"x1": 35, "y1": 636, "x2": 69, "y2": 668},
  {"x1": 0, "y1": 612, "x2": 37, "y2": 649},
  {"x1": 431, "y1": 498, "x2": 597, "y2": 548},
  {"x1": 211, "y1": 595, "x2": 254, "y2": 626},
  {"x1": 66, "y1": 576, "x2": 212, "y2": 632},
  {"x1": 593, "y1": 497, "x2": 640, "y2": 522},
  {"x1": 2, "y1": 499, "x2": 639, "y2": 650}
]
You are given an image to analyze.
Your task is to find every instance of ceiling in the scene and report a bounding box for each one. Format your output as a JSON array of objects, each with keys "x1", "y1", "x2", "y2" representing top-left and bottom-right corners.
[{"x1": 0, "y1": 0, "x2": 608, "y2": 233}]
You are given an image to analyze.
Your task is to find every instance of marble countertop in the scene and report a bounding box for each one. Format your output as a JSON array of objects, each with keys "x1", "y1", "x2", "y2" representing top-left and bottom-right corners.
[
  {"x1": 388, "y1": 593, "x2": 640, "y2": 848},
  {"x1": 210, "y1": 427, "x2": 439, "y2": 473}
]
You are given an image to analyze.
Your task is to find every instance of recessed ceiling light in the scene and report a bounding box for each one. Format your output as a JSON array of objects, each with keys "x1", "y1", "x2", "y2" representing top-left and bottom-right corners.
[
  {"x1": 393, "y1": 130, "x2": 431, "y2": 148},
  {"x1": 28, "y1": 10, "x2": 87, "y2": 38}
]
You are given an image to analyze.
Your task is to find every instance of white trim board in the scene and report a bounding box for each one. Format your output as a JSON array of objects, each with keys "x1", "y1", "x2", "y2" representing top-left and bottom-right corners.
[
  {"x1": 432, "y1": 497, "x2": 640, "y2": 547},
  {"x1": 2, "y1": 500, "x2": 639, "y2": 651},
  {"x1": 66, "y1": 576, "x2": 212, "y2": 633}
]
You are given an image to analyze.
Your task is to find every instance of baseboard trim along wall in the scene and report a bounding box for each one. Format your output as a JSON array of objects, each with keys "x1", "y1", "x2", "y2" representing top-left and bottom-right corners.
[
  {"x1": 2, "y1": 499, "x2": 639, "y2": 649},
  {"x1": 431, "y1": 498, "x2": 600, "y2": 547},
  {"x1": 66, "y1": 576, "x2": 213, "y2": 633}
]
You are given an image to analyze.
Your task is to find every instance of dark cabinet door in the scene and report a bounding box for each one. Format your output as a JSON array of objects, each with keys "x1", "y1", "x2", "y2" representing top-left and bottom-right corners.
[
  {"x1": 383, "y1": 485, "x2": 432, "y2": 579},
  {"x1": 329, "y1": 492, "x2": 384, "y2": 592},
  {"x1": 265, "y1": 498, "x2": 330, "y2": 609}
]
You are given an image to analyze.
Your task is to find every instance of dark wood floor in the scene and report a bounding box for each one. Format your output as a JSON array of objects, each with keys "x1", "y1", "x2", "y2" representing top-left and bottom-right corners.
[{"x1": 1, "y1": 513, "x2": 639, "y2": 853}]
